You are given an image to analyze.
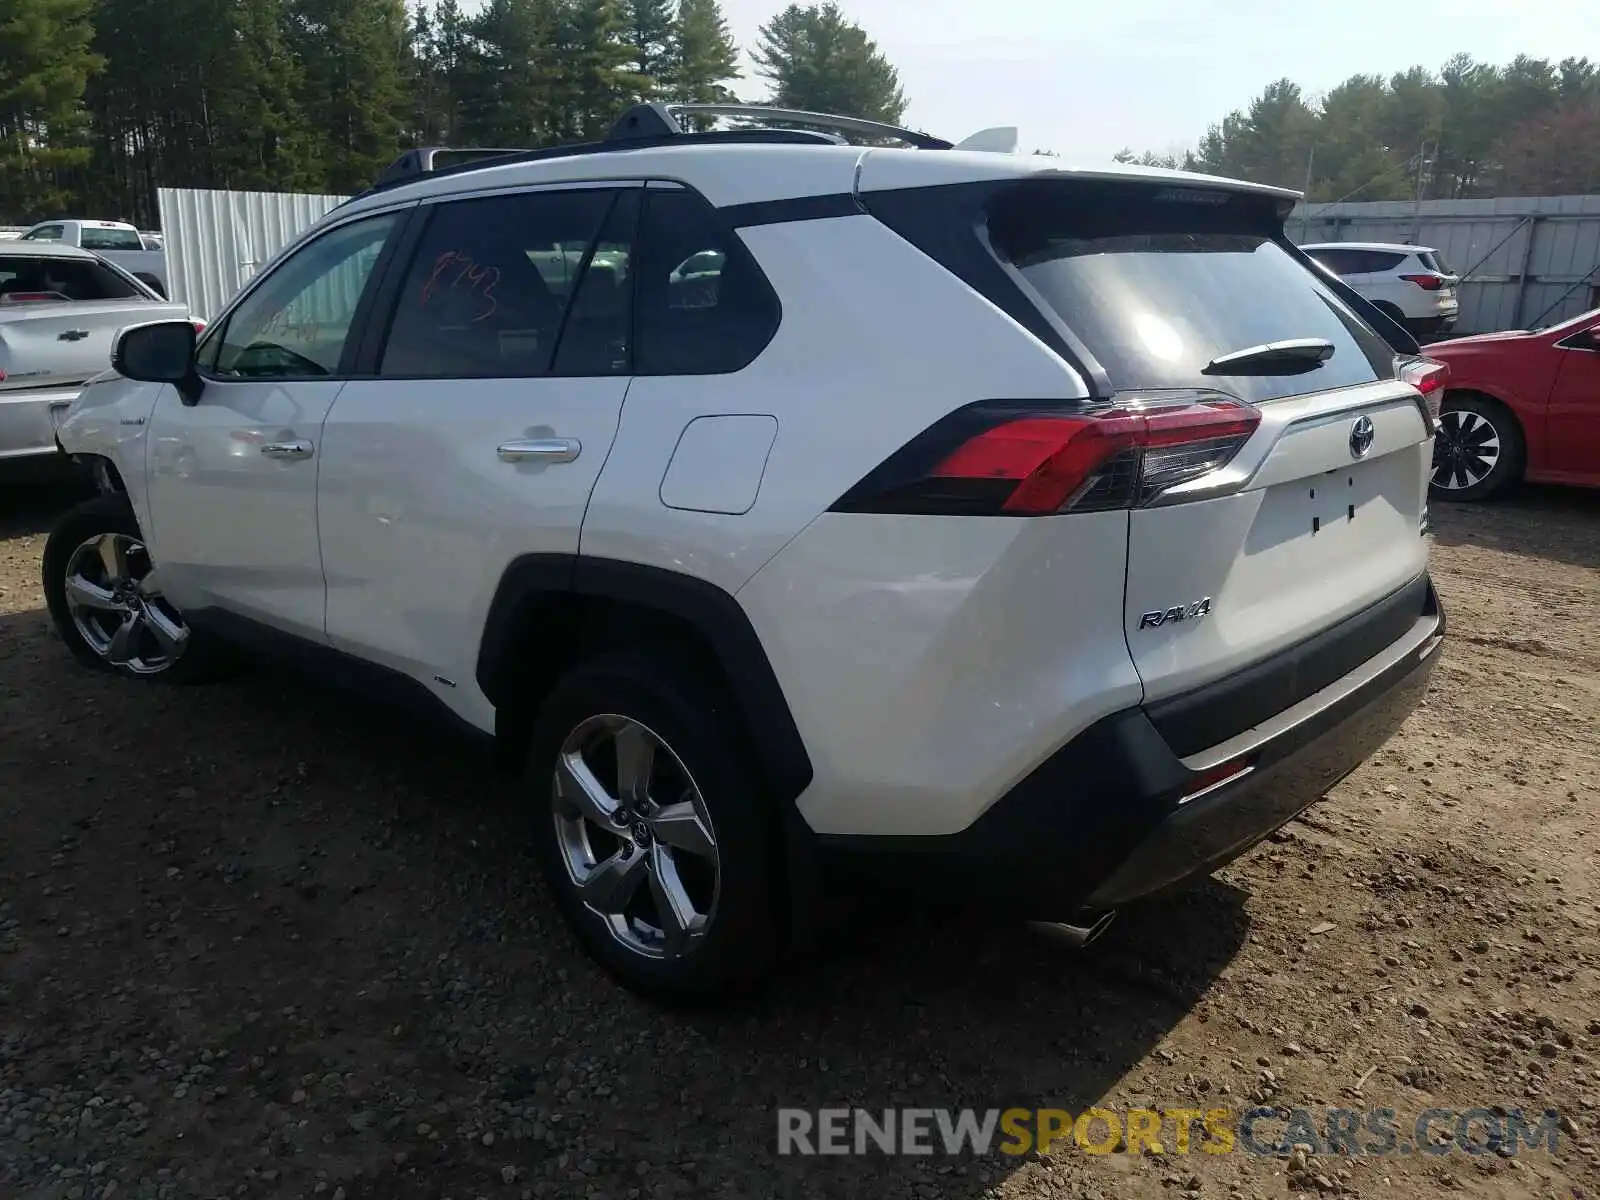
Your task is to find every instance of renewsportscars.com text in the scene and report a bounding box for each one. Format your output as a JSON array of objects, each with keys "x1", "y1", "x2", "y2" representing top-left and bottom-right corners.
[{"x1": 776, "y1": 1106, "x2": 1564, "y2": 1158}]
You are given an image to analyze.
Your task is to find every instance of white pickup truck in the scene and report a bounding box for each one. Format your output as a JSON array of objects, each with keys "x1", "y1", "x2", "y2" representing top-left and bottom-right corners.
[{"x1": 15, "y1": 220, "x2": 169, "y2": 297}]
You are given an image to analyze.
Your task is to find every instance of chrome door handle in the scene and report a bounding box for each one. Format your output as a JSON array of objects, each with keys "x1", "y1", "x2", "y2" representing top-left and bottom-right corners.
[
  {"x1": 497, "y1": 437, "x2": 581, "y2": 464},
  {"x1": 260, "y1": 439, "x2": 314, "y2": 460}
]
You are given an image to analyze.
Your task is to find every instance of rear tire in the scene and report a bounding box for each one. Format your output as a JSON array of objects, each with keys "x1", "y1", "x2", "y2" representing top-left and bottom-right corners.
[
  {"x1": 527, "y1": 651, "x2": 783, "y2": 1002},
  {"x1": 42, "y1": 493, "x2": 232, "y2": 682},
  {"x1": 1430, "y1": 393, "x2": 1524, "y2": 502}
]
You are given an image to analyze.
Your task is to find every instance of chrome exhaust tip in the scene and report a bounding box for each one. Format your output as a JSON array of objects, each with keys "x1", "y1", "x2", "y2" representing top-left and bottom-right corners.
[{"x1": 1030, "y1": 909, "x2": 1117, "y2": 949}]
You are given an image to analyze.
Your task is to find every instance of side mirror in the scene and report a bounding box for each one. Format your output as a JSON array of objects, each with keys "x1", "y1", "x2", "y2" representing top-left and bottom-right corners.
[{"x1": 113, "y1": 320, "x2": 202, "y2": 404}]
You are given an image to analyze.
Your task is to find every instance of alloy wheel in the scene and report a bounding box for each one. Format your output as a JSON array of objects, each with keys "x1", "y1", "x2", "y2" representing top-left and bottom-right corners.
[
  {"x1": 1432, "y1": 409, "x2": 1501, "y2": 491},
  {"x1": 61, "y1": 532, "x2": 189, "y2": 675},
  {"x1": 552, "y1": 714, "x2": 721, "y2": 960}
]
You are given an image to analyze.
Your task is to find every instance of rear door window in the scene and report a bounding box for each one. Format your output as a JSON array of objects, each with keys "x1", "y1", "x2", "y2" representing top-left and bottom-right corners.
[
  {"x1": 990, "y1": 183, "x2": 1395, "y2": 404},
  {"x1": 1357, "y1": 250, "x2": 1407, "y2": 273},
  {"x1": 377, "y1": 188, "x2": 625, "y2": 378},
  {"x1": 1306, "y1": 248, "x2": 1360, "y2": 275}
]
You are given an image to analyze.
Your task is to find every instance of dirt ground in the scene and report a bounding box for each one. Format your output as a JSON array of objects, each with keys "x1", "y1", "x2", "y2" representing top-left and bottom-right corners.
[{"x1": 1, "y1": 478, "x2": 1597, "y2": 1200}]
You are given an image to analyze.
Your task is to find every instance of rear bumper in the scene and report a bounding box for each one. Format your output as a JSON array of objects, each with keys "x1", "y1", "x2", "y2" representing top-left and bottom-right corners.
[
  {"x1": 814, "y1": 575, "x2": 1444, "y2": 917},
  {"x1": 0, "y1": 387, "x2": 79, "y2": 460}
]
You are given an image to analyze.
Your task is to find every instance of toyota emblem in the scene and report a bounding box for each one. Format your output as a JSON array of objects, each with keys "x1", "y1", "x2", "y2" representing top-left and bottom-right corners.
[{"x1": 1349, "y1": 415, "x2": 1375, "y2": 459}]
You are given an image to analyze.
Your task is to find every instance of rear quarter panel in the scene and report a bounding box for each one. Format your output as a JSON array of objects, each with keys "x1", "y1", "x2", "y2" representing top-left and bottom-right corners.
[{"x1": 579, "y1": 212, "x2": 1090, "y2": 595}]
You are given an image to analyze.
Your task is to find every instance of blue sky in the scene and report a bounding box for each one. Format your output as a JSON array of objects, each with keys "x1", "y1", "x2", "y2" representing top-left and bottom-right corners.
[{"x1": 716, "y1": 0, "x2": 1591, "y2": 161}]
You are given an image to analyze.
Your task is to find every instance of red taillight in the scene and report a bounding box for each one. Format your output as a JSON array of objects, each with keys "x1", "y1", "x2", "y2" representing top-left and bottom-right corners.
[
  {"x1": 0, "y1": 291, "x2": 61, "y2": 303},
  {"x1": 1399, "y1": 357, "x2": 1449, "y2": 428},
  {"x1": 191, "y1": 318, "x2": 207, "y2": 334},
  {"x1": 832, "y1": 394, "x2": 1262, "y2": 517},
  {"x1": 1399, "y1": 358, "x2": 1448, "y2": 397},
  {"x1": 1399, "y1": 273, "x2": 1445, "y2": 291}
]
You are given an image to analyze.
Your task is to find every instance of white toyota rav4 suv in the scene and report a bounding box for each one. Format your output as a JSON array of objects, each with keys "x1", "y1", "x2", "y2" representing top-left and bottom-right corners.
[{"x1": 44, "y1": 105, "x2": 1448, "y2": 1000}]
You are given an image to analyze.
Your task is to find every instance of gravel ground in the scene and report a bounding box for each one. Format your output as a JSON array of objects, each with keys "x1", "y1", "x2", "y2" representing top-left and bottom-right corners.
[{"x1": 1, "y1": 478, "x2": 1597, "y2": 1200}]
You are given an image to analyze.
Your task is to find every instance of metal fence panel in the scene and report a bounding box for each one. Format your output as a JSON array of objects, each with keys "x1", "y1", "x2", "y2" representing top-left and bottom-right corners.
[
  {"x1": 156, "y1": 188, "x2": 350, "y2": 319},
  {"x1": 1290, "y1": 194, "x2": 1600, "y2": 333}
]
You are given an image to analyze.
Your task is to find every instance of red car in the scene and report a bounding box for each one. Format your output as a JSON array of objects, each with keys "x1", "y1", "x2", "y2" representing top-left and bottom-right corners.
[{"x1": 1422, "y1": 306, "x2": 1600, "y2": 500}]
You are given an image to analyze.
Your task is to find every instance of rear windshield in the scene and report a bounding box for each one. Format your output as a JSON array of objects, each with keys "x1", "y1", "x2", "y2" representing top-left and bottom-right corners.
[
  {"x1": 0, "y1": 253, "x2": 147, "y2": 302},
  {"x1": 80, "y1": 226, "x2": 145, "y2": 251},
  {"x1": 989, "y1": 184, "x2": 1395, "y2": 404}
]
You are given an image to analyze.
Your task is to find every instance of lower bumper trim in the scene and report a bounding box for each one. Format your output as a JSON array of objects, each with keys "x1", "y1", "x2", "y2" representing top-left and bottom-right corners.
[{"x1": 812, "y1": 577, "x2": 1445, "y2": 920}]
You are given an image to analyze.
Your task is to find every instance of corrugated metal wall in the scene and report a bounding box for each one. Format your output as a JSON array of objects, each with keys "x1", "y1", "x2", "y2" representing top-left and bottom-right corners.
[
  {"x1": 1288, "y1": 194, "x2": 1600, "y2": 334},
  {"x1": 157, "y1": 188, "x2": 350, "y2": 319},
  {"x1": 130, "y1": 187, "x2": 1600, "y2": 336}
]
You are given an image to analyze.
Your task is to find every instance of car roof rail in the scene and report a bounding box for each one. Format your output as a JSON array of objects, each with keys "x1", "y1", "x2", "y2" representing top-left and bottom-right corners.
[
  {"x1": 355, "y1": 104, "x2": 955, "y2": 205},
  {"x1": 355, "y1": 126, "x2": 844, "y2": 205},
  {"x1": 632, "y1": 102, "x2": 954, "y2": 151},
  {"x1": 373, "y1": 146, "x2": 531, "y2": 188}
]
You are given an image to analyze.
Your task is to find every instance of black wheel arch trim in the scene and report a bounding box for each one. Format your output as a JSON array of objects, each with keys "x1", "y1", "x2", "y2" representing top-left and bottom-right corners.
[{"x1": 476, "y1": 554, "x2": 815, "y2": 806}]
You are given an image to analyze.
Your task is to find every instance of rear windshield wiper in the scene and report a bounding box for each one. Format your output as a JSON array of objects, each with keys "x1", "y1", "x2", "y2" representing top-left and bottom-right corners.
[{"x1": 1203, "y1": 338, "x2": 1335, "y2": 376}]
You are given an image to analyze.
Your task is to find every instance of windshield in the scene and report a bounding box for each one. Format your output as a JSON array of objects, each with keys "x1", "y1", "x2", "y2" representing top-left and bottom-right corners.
[{"x1": 1534, "y1": 305, "x2": 1600, "y2": 336}]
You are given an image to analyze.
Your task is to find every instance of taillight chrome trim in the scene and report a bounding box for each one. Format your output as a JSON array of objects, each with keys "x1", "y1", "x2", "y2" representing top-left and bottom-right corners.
[{"x1": 1146, "y1": 379, "x2": 1433, "y2": 508}]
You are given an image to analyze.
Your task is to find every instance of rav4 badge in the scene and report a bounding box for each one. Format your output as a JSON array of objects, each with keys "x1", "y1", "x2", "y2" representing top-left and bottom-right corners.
[{"x1": 1139, "y1": 599, "x2": 1213, "y2": 630}]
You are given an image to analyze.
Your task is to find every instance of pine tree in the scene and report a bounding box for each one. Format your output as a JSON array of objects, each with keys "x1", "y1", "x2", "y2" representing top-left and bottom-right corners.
[
  {"x1": 623, "y1": 0, "x2": 674, "y2": 93},
  {"x1": 666, "y1": 0, "x2": 739, "y2": 106},
  {"x1": 408, "y1": 2, "x2": 443, "y2": 144},
  {"x1": 551, "y1": 0, "x2": 639, "y2": 139},
  {"x1": 0, "y1": 0, "x2": 102, "y2": 221},
  {"x1": 752, "y1": 2, "x2": 906, "y2": 125},
  {"x1": 430, "y1": 0, "x2": 470, "y2": 141},
  {"x1": 288, "y1": 0, "x2": 410, "y2": 191},
  {"x1": 459, "y1": 0, "x2": 559, "y2": 146},
  {"x1": 209, "y1": 0, "x2": 323, "y2": 189}
]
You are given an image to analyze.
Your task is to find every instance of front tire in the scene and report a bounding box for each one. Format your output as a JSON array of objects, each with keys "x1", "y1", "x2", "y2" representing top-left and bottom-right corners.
[
  {"x1": 527, "y1": 652, "x2": 783, "y2": 1002},
  {"x1": 1430, "y1": 394, "x2": 1524, "y2": 502},
  {"x1": 42, "y1": 494, "x2": 229, "y2": 682}
]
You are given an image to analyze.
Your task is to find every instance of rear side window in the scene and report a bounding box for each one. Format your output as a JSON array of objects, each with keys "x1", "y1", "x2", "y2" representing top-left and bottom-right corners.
[
  {"x1": 1416, "y1": 250, "x2": 1454, "y2": 276},
  {"x1": 633, "y1": 189, "x2": 779, "y2": 375},
  {"x1": 80, "y1": 226, "x2": 145, "y2": 251},
  {"x1": 990, "y1": 184, "x2": 1394, "y2": 404},
  {"x1": 21, "y1": 225, "x2": 64, "y2": 242},
  {"x1": 0, "y1": 253, "x2": 145, "y2": 302}
]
